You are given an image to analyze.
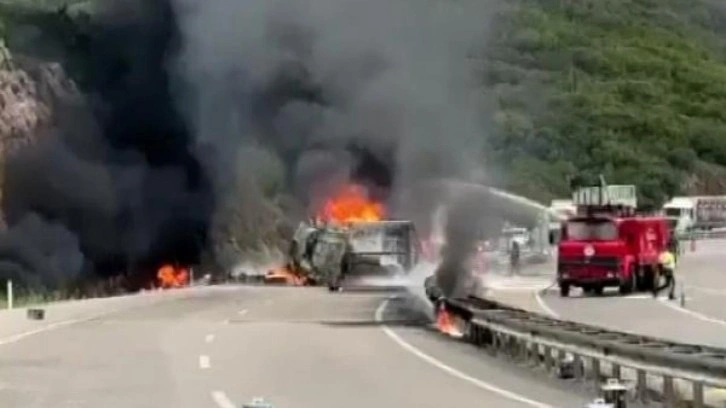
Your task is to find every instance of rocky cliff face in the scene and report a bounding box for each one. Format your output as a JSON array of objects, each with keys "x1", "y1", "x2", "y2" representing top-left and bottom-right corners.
[{"x1": 0, "y1": 40, "x2": 81, "y2": 227}]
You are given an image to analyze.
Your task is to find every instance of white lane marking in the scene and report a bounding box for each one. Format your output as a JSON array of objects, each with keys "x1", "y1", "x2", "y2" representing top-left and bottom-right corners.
[
  {"x1": 205, "y1": 334, "x2": 215, "y2": 343},
  {"x1": 199, "y1": 355, "x2": 211, "y2": 369},
  {"x1": 534, "y1": 291, "x2": 560, "y2": 318},
  {"x1": 0, "y1": 305, "x2": 128, "y2": 347},
  {"x1": 0, "y1": 317, "x2": 88, "y2": 347},
  {"x1": 237, "y1": 309, "x2": 248, "y2": 316},
  {"x1": 659, "y1": 299, "x2": 726, "y2": 327},
  {"x1": 375, "y1": 299, "x2": 553, "y2": 408},
  {"x1": 211, "y1": 390, "x2": 236, "y2": 408}
]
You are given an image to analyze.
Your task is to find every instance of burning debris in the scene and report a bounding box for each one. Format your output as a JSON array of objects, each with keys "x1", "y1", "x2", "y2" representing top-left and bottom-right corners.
[
  {"x1": 156, "y1": 264, "x2": 189, "y2": 289},
  {"x1": 435, "y1": 302, "x2": 463, "y2": 338}
]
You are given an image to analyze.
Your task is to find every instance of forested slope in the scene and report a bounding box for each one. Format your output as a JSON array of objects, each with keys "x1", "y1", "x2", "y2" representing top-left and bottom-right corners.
[{"x1": 487, "y1": 0, "x2": 726, "y2": 208}]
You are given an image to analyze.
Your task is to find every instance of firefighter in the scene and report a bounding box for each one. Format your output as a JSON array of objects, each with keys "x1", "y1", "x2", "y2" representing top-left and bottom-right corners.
[
  {"x1": 653, "y1": 246, "x2": 677, "y2": 300},
  {"x1": 509, "y1": 240, "x2": 521, "y2": 276}
]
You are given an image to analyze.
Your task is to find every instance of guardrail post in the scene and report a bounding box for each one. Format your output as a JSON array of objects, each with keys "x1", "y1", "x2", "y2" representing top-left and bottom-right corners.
[
  {"x1": 591, "y1": 358, "x2": 601, "y2": 384},
  {"x1": 692, "y1": 382, "x2": 704, "y2": 408},
  {"x1": 544, "y1": 346, "x2": 553, "y2": 371},
  {"x1": 6, "y1": 280, "x2": 12, "y2": 310},
  {"x1": 636, "y1": 369, "x2": 647, "y2": 402},
  {"x1": 663, "y1": 375, "x2": 675, "y2": 407},
  {"x1": 527, "y1": 342, "x2": 537, "y2": 364},
  {"x1": 572, "y1": 354, "x2": 584, "y2": 379},
  {"x1": 489, "y1": 332, "x2": 499, "y2": 356},
  {"x1": 515, "y1": 338, "x2": 526, "y2": 361},
  {"x1": 611, "y1": 363, "x2": 621, "y2": 380}
]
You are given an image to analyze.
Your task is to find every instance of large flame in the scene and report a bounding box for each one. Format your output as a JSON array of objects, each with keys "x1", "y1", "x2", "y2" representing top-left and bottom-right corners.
[
  {"x1": 319, "y1": 184, "x2": 385, "y2": 224},
  {"x1": 157, "y1": 264, "x2": 189, "y2": 289},
  {"x1": 435, "y1": 303, "x2": 464, "y2": 338}
]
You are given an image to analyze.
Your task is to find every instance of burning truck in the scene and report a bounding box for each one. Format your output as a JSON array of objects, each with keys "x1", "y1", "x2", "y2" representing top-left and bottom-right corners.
[{"x1": 266, "y1": 184, "x2": 420, "y2": 290}]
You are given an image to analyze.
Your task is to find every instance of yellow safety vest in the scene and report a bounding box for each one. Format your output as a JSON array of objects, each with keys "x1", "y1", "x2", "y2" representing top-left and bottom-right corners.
[{"x1": 659, "y1": 251, "x2": 676, "y2": 270}]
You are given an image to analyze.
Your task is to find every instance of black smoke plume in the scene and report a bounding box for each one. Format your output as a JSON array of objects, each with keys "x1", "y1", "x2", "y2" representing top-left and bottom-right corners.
[{"x1": 1, "y1": 0, "x2": 500, "y2": 290}]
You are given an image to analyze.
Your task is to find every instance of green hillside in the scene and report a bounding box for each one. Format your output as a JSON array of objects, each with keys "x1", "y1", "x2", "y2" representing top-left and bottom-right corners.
[{"x1": 486, "y1": 0, "x2": 726, "y2": 209}]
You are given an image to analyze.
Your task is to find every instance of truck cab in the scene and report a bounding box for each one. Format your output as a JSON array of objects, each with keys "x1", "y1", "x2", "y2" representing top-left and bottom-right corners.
[
  {"x1": 557, "y1": 184, "x2": 670, "y2": 297},
  {"x1": 662, "y1": 197, "x2": 694, "y2": 234}
]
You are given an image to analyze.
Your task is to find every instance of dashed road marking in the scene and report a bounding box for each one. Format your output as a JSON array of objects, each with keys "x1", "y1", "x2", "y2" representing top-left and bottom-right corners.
[
  {"x1": 375, "y1": 298, "x2": 553, "y2": 408},
  {"x1": 205, "y1": 334, "x2": 215, "y2": 343},
  {"x1": 211, "y1": 390, "x2": 236, "y2": 408},
  {"x1": 199, "y1": 355, "x2": 211, "y2": 369}
]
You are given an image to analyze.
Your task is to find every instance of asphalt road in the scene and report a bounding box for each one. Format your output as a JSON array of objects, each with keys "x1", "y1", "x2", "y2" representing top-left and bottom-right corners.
[
  {"x1": 487, "y1": 239, "x2": 726, "y2": 348},
  {"x1": 0, "y1": 285, "x2": 595, "y2": 408}
]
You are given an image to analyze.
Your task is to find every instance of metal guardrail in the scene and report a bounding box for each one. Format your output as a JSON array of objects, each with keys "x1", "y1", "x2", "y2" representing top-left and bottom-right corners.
[
  {"x1": 444, "y1": 296, "x2": 726, "y2": 407},
  {"x1": 677, "y1": 230, "x2": 726, "y2": 241}
]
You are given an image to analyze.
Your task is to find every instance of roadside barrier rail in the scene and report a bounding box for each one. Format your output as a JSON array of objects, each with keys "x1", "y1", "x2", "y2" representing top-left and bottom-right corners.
[
  {"x1": 444, "y1": 296, "x2": 726, "y2": 407},
  {"x1": 678, "y1": 230, "x2": 726, "y2": 241}
]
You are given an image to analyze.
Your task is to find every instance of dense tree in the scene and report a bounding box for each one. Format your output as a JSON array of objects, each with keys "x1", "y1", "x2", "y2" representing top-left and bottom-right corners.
[{"x1": 487, "y1": 0, "x2": 726, "y2": 208}]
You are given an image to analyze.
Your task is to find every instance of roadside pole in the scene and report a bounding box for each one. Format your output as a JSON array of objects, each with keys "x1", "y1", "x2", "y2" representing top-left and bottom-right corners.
[{"x1": 7, "y1": 279, "x2": 13, "y2": 310}]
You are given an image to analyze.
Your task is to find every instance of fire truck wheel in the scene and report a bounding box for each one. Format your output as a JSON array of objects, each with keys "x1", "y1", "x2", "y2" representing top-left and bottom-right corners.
[
  {"x1": 559, "y1": 284, "x2": 570, "y2": 297},
  {"x1": 593, "y1": 285, "x2": 604, "y2": 296}
]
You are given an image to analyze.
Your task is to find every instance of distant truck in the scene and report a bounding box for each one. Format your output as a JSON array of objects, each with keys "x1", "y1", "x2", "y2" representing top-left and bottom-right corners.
[
  {"x1": 557, "y1": 184, "x2": 671, "y2": 297},
  {"x1": 286, "y1": 220, "x2": 419, "y2": 291},
  {"x1": 662, "y1": 196, "x2": 726, "y2": 232}
]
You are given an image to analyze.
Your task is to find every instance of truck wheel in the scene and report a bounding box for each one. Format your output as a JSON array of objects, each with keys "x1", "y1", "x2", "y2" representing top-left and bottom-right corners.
[
  {"x1": 619, "y1": 271, "x2": 635, "y2": 295},
  {"x1": 559, "y1": 284, "x2": 570, "y2": 297},
  {"x1": 593, "y1": 285, "x2": 604, "y2": 296}
]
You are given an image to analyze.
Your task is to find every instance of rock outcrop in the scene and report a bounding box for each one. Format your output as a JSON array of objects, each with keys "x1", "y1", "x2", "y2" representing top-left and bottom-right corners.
[{"x1": 0, "y1": 40, "x2": 81, "y2": 227}]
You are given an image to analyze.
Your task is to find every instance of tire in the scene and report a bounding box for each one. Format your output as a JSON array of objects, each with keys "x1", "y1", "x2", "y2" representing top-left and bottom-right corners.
[
  {"x1": 593, "y1": 285, "x2": 604, "y2": 296},
  {"x1": 619, "y1": 267, "x2": 636, "y2": 295},
  {"x1": 559, "y1": 284, "x2": 570, "y2": 297},
  {"x1": 582, "y1": 285, "x2": 593, "y2": 294}
]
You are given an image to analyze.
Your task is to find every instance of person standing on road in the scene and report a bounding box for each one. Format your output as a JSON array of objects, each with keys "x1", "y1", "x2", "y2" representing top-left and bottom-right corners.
[
  {"x1": 654, "y1": 247, "x2": 677, "y2": 300},
  {"x1": 509, "y1": 240, "x2": 521, "y2": 276}
]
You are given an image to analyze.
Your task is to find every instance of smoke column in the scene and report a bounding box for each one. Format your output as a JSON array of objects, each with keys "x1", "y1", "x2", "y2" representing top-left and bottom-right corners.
[
  {"x1": 0, "y1": 0, "x2": 503, "y2": 290},
  {"x1": 170, "y1": 0, "x2": 501, "y2": 213}
]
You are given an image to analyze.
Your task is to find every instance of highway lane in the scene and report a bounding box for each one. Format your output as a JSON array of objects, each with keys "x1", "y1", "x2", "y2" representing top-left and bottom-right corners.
[
  {"x1": 486, "y1": 240, "x2": 726, "y2": 348},
  {"x1": 0, "y1": 284, "x2": 593, "y2": 408}
]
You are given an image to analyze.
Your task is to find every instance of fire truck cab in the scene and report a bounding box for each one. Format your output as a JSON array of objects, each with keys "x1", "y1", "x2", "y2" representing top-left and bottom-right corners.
[{"x1": 557, "y1": 185, "x2": 671, "y2": 297}]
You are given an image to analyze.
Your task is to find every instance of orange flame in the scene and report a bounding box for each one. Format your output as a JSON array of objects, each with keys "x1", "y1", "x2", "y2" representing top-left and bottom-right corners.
[
  {"x1": 435, "y1": 303, "x2": 463, "y2": 338},
  {"x1": 157, "y1": 264, "x2": 189, "y2": 289},
  {"x1": 265, "y1": 266, "x2": 308, "y2": 286},
  {"x1": 319, "y1": 184, "x2": 385, "y2": 224}
]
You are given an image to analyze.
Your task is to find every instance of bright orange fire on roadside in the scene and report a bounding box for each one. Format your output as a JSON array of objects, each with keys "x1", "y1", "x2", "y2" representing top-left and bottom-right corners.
[
  {"x1": 157, "y1": 264, "x2": 189, "y2": 289},
  {"x1": 318, "y1": 184, "x2": 385, "y2": 224},
  {"x1": 435, "y1": 303, "x2": 463, "y2": 338},
  {"x1": 265, "y1": 266, "x2": 308, "y2": 286}
]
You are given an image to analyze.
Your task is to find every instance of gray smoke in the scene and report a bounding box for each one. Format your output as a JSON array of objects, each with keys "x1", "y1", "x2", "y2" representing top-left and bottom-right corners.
[{"x1": 169, "y1": 0, "x2": 501, "y2": 220}]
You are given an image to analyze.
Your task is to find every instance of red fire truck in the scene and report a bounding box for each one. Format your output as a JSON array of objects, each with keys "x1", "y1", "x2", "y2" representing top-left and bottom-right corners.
[{"x1": 557, "y1": 184, "x2": 671, "y2": 297}]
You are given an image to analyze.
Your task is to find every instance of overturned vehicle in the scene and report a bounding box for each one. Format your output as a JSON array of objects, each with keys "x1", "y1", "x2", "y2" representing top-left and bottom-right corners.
[{"x1": 285, "y1": 220, "x2": 420, "y2": 291}]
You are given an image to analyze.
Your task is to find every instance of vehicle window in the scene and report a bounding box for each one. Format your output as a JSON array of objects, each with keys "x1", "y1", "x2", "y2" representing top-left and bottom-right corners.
[
  {"x1": 664, "y1": 208, "x2": 682, "y2": 218},
  {"x1": 566, "y1": 220, "x2": 618, "y2": 240}
]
